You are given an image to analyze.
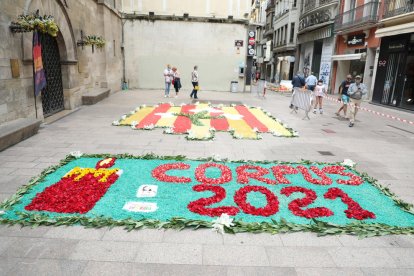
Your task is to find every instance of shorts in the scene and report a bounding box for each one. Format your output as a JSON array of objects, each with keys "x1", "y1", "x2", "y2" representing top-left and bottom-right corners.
[{"x1": 341, "y1": 95, "x2": 350, "y2": 104}]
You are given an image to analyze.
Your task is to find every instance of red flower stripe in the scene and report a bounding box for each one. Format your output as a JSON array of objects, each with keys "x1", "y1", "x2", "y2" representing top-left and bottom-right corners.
[
  {"x1": 95, "y1": 158, "x2": 116, "y2": 169},
  {"x1": 271, "y1": 165, "x2": 298, "y2": 184},
  {"x1": 324, "y1": 188, "x2": 375, "y2": 220},
  {"x1": 137, "y1": 103, "x2": 172, "y2": 128},
  {"x1": 297, "y1": 166, "x2": 333, "y2": 185},
  {"x1": 151, "y1": 162, "x2": 191, "y2": 183},
  {"x1": 281, "y1": 186, "x2": 333, "y2": 219},
  {"x1": 322, "y1": 166, "x2": 364, "y2": 186},
  {"x1": 210, "y1": 107, "x2": 229, "y2": 131},
  {"x1": 195, "y1": 163, "x2": 232, "y2": 184},
  {"x1": 187, "y1": 184, "x2": 239, "y2": 216},
  {"x1": 25, "y1": 172, "x2": 119, "y2": 214},
  {"x1": 173, "y1": 104, "x2": 196, "y2": 133},
  {"x1": 234, "y1": 105, "x2": 268, "y2": 132},
  {"x1": 236, "y1": 165, "x2": 276, "y2": 185},
  {"x1": 234, "y1": 185, "x2": 279, "y2": 216}
]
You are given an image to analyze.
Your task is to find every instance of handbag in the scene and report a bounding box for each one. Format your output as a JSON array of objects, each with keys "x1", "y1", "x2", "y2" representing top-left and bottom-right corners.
[
  {"x1": 172, "y1": 79, "x2": 175, "y2": 85},
  {"x1": 195, "y1": 85, "x2": 200, "y2": 91}
]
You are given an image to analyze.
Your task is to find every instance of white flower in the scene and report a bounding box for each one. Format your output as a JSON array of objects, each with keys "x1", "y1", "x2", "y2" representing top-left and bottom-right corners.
[
  {"x1": 144, "y1": 124, "x2": 155, "y2": 130},
  {"x1": 129, "y1": 110, "x2": 135, "y2": 115},
  {"x1": 0, "y1": 210, "x2": 5, "y2": 216},
  {"x1": 217, "y1": 104, "x2": 224, "y2": 108},
  {"x1": 131, "y1": 121, "x2": 137, "y2": 126},
  {"x1": 70, "y1": 151, "x2": 83, "y2": 158},
  {"x1": 131, "y1": 125, "x2": 136, "y2": 129},
  {"x1": 253, "y1": 127, "x2": 259, "y2": 133},
  {"x1": 342, "y1": 159, "x2": 356, "y2": 167},
  {"x1": 282, "y1": 123, "x2": 289, "y2": 128},
  {"x1": 227, "y1": 127, "x2": 235, "y2": 132},
  {"x1": 135, "y1": 106, "x2": 141, "y2": 111},
  {"x1": 164, "y1": 127, "x2": 174, "y2": 134},
  {"x1": 292, "y1": 131, "x2": 299, "y2": 137},
  {"x1": 266, "y1": 112, "x2": 272, "y2": 116},
  {"x1": 212, "y1": 213, "x2": 234, "y2": 234},
  {"x1": 121, "y1": 115, "x2": 127, "y2": 120},
  {"x1": 212, "y1": 154, "x2": 222, "y2": 161},
  {"x1": 116, "y1": 169, "x2": 124, "y2": 176},
  {"x1": 112, "y1": 120, "x2": 120, "y2": 126},
  {"x1": 209, "y1": 127, "x2": 216, "y2": 131},
  {"x1": 257, "y1": 134, "x2": 263, "y2": 139},
  {"x1": 234, "y1": 133, "x2": 243, "y2": 139},
  {"x1": 141, "y1": 104, "x2": 147, "y2": 108}
]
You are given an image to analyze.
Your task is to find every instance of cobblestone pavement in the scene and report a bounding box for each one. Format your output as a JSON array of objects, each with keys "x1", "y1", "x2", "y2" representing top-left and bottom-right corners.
[{"x1": 1, "y1": 89, "x2": 414, "y2": 275}]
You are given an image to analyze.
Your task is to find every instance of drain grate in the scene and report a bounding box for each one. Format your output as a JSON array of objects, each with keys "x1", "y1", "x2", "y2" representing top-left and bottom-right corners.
[{"x1": 318, "y1": 151, "x2": 335, "y2": 156}]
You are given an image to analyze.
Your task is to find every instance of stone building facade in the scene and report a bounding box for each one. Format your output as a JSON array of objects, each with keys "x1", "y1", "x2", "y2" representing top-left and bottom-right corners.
[{"x1": 0, "y1": 0, "x2": 123, "y2": 123}]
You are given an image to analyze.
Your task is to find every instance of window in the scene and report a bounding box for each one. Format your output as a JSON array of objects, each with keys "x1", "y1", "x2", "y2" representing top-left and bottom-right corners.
[
  {"x1": 290, "y1": 23, "x2": 295, "y2": 43},
  {"x1": 293, "y1": 0, "x2": 297, "y2": 8},
  {"x1": 284, "y1": 24, "x2": 288, "y2": 44}
]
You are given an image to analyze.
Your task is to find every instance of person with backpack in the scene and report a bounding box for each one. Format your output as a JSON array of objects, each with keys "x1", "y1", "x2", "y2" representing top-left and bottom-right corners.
[{"x1": 347, "y1": 75, "x2": 367, "y2": 127}]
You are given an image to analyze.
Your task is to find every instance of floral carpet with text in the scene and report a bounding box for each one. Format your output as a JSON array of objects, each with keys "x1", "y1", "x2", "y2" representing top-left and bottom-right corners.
[
  {"x1": 112, "y1": 103, "x2": 297, "y2": 140},
  {"x1": 1, "y1": 153, "x2": 414, "y2": 237}
]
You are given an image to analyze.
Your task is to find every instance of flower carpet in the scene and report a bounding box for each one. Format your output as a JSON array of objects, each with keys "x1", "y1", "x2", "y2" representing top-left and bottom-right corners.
[
  {"x1": 112, "y1": 103, "x2": 297, "y2": 140},
  {"x1": 1, "y1": 154, "x2": 414, "y2": 237}
]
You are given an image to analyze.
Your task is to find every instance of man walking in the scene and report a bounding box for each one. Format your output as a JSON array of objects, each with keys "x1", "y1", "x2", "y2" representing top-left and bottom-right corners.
[
  {"x1": 190, "y1": 65, "x2": 199, "y2": 99},
  {"x1": 347, "y1": 75, "x2": 367, "y2": 127},
  {"x1": 336, "y1": 74, "x2": 353, "y2": 117},
  {"x1": 305, "y1": 72, "x2": 318, "y2": 92},
  {"x1": 163, "y1": 64, "x2": 173, "y2": 98}
]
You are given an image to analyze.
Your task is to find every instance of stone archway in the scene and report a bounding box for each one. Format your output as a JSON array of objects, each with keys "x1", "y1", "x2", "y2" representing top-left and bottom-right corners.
[{"x1": 22, "y1": 0, "x2": 80, "y2": 113}]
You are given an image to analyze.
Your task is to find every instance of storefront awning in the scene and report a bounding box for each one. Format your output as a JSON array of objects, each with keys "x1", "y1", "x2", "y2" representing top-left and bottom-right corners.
[
  {"x1": 331, "y1": 54, "x2": 362, "y2": 61},
  {"x1": 376, "y1": 22, "x2": 414, "y2": 38}
]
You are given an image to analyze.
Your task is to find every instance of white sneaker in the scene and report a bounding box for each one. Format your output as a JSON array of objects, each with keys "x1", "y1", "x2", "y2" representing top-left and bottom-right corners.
[
  {"x1": 319, "y1": 109, "x2": 323, "y2": 114},
  {"x1": 164, "y1": 95, "x2": 167, "y2": 98},
  {"x1": 313, "y1": 109, "x2": 317, "y2": 114}
]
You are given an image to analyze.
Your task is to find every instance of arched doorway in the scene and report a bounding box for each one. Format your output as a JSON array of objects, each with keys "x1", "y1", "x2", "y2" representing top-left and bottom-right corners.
[{"x1": 39, "y1": 33, "x2": 65, "y2": 116}]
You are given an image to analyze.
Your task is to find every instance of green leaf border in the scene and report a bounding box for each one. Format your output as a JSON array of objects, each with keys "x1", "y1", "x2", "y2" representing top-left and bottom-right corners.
[{"x1": 1, "y1": 153, "x2": 413, "y2": 238}]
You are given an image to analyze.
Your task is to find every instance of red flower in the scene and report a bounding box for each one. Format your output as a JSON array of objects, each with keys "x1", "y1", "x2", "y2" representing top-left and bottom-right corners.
[
  {"x1": 95, "y1": 158, "x2": 116, "y2": 169},
  {"x1": 195, "y1": 163, "x2": 232, "y2": 185},
  {"x1": 281, "y1": 186, "x2": 333, "y2": 218},
  {"x1": 270, "y1": 165, "x2": 298, "y2": 184},
  {"x1": 236, "y1": 165, "x2": 276, "y2": 185},
  {"x1": 188, "y1": 184, "x2": 239, "y2": 216},
  {"x1": 324, "y1": 188, "x2": 375, "y2": 220},
  {"x1": 322, "y1": 166, "x2": 363, "y2": 186},
  {"x1": 151, "y1": 162, "x2": 191, "y2": 183},
  {"x1": 25, "y1": 170, "x2": 119, "y2": 214},
  {"x1": 297, "y1": 166, "x2": 332, "y2": 185},
  {"x1": 234, "y1": 185, "x2": 279, "y2": 216}
]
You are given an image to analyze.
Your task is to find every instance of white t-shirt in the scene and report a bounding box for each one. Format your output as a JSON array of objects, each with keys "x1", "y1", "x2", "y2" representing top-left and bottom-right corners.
[
  {"x1": 191, "y1": 70, "x2": 199, "y2": 82},
  {"x1": 164, "y1": 68, "x2": 172, "y2": 83}
]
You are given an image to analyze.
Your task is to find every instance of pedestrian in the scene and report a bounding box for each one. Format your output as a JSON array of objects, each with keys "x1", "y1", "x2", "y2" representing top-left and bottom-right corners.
[
  {"x1": 313, "y1": 79, "x2": 326, "y2": 114},
  {"x1": 305, "y1": 72, "x2": 318, "y2": 92},
  {"x1": 163, "y1": 64, "x2": 173, "y2": 98},
  {"x1": 336, "y1": 74, "x2": 353, "y2": 117},
  {"x1": 190, "y1": 65, "x2": 199, "y2": 99},
  {"x1": 289, "y1": 71, "x2": 305, "y2": 109},
  {"x1": 347, "y1": 75, "x2": 367, "y2": 127},
  {"x1": 172, "y1": 67, "x2": 181, "y2": 98}
]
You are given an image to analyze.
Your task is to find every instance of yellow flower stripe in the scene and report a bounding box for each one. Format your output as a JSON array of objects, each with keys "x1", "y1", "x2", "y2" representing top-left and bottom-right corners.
[
  {"x1": 120, "y1": 107, "x2": 155, "y2": 125},
  {"x1": 64, "y1": 167, "x2": 119, "y2": 183},
  {"x1": 249, "y1": 108, "x2": 293, "y2": 136},
  {"x1": 156, "y1": 106, "x2": 181, "y2": 127},
  {"x1": 190, "y1": 119, "x2": 212, "y2": 139},
  {"x1": 222, "y1": 107, "x2": 257, "y2": 139}
]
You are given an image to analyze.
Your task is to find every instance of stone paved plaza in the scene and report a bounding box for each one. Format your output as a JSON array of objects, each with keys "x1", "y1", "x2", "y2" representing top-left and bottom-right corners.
[{"x1": 1, "y1": 90, "x2": 414, "y2": 275}]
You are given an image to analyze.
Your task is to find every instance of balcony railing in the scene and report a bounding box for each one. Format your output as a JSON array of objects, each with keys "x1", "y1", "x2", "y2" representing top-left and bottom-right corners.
[
  {"x1": 319, "y1": 0, "x2": 337, "y2": 6},
  {"x1": 334, "y1": 1, "x2": 379, "y2": 31},
  {"x1": 383, "y1": 0, "x2": 414, "y2": 19},
  {"x1": 304, "y1": 0, "x2": 317, "y2": 13},
  {"x1": 274, "y1": 9, "x2": 289, "y2": 22}
]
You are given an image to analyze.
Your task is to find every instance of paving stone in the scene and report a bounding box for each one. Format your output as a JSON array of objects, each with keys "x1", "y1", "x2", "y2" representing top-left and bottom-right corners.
[
  {"x1": 227, "y1": 266, "x2": 297, "y2": 276},
  {"x1": 203, "y1": 245, "x2": 269, "y2": 266},
  {"x1": 266, "y1": 247, "x2": 336, "y2": 267},
  {"x1": 386, "y1": 248, "x2": 414, "y2": 268},
  {"x1": 163, "y1": 229, "x2": 223, "y2": 244},
  {"x1": 102, "y1": 227, "x2": 164, "y2": 242},
  {"x1": 337, "y1": 235, "x2": 397, "y2": 247},
  {"x1": 280, "y1": 232, "x2": 342, "y2": 247},
  {"x1": 133, "y1": 263, "x2": 227, "y2": 276},
  {"x1": 222, "y1": 232, "x2": 282, "y2": 246},
  {"x1": 0, "y1": 257, "x2": 21, "y2": 275},
  {"x1": 8, "y1": 258, "x2": 87, "y2": 276},
  {"x1": 0, "y1": 237, "x2": 18, "y2": 256},
  {"x1": 69, "y1": 240, "x2": 139, "y2": 262},
  {"x1": 44, "y1": 226, "x2": 107, "y2": 240},
  {"x1": 135, "y1": 243, "x2": 202, "y2": 265},
  {"x1": 361, "y1": 268, "x2": 414, "y2": 276},
  {"x1": 328, "y1": 247, "x2": 397, "y2": 268},
  {"x1": 0, "y1": 225, "x2": 50, "y2": 238},
  {"x1": 81, "y1": 261, "x2": 134, "y2": 276},
  {"x1": 2, "y1": 161, "x2": 38, "y2": 169},
  {"x1": 295, "y1": 268, "x2": 364, "y2": 276},
  {"x1": 3, "y1": 238, "x2": 79, "y2": 259}
]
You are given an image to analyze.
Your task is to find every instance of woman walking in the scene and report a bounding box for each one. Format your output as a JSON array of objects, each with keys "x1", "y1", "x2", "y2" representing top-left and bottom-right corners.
[
  {"x1": 190, "y1": 65, "x2": 199, "y2": 99},
  {"x1": 172, "y1": 67, "x2": 181, "y2": 98}
]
